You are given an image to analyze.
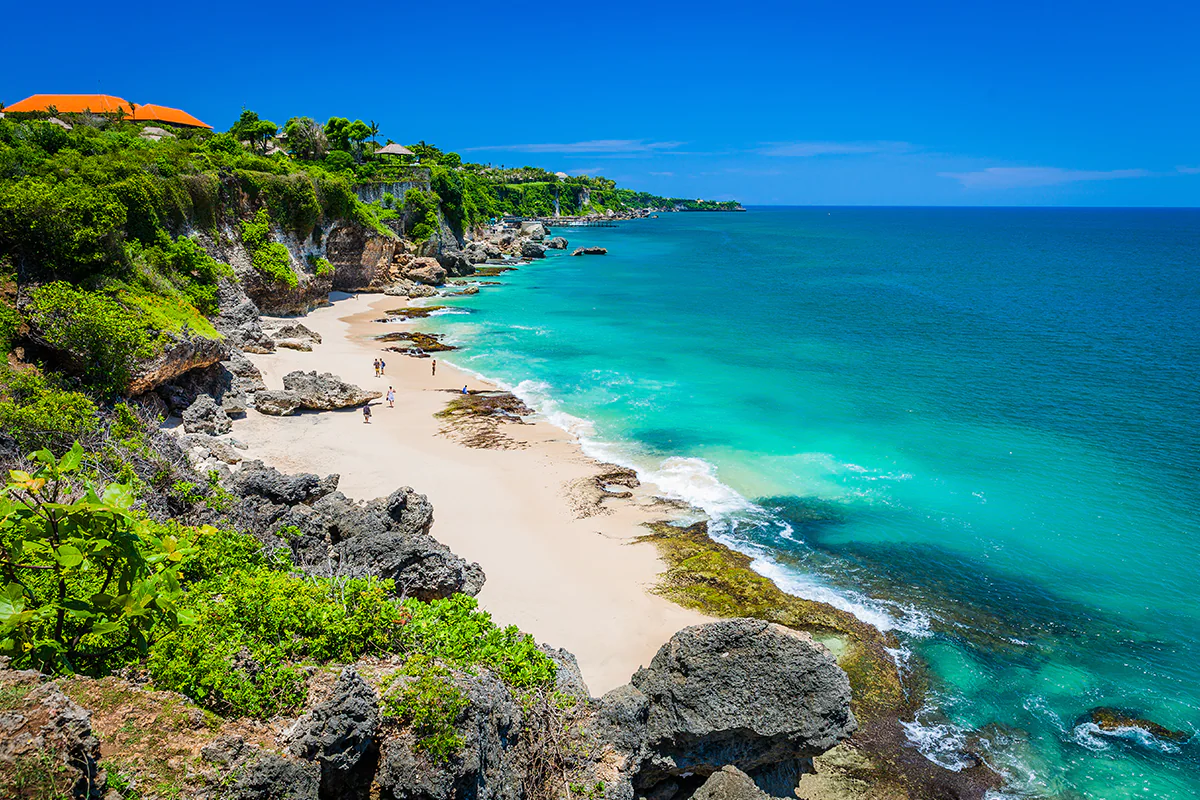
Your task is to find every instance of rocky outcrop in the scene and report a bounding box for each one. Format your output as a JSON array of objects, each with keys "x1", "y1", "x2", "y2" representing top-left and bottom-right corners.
[
  {"x1": 0, "y1": 665, "x2": 103, "y2": 799},
  {"x1": 546, "y1": 236, "x2": 569, "y2": 250},
  {"x1": 326, "y1": 225, "x2": 400, "y2": 292},
  {"x1": 335, "y1": 525, "x2": 486, "y2": 600},
  {"x1": 267, "y1": 320, "x2": 323, "y2": 351},
  {"x1": 521, "y1": 241, "x2": 547, "y2": 259},
  {"x1": 212, "y1": 278, "x2": 276, "y2": 354},
  {"x1": 129, "y1": 333, "x2": 231, "y2": 395},
  {"x1": 157, "y1": 352, "x2": 263, "y2": 417},
  {"x1": 571, "y1": 247, "x2": 608, "y2": 256},
  {"x1": 255, "y1": 389, "x2": 303, "y2": 416},
  {"x1": 518, "y1": 221, "x2": 547, "y2": 240},
  {"x1": 182, "y1": 393, "x2": 232, "y2": 435},
  {"x1": 282, "y1": 371, "x2": 382, "y2": 410},
  {"x1": 202, "y1": 735, "x2": 320, "y2": 800},
  {"x1": 404, "y1": 257, "x2": 447, "y2": 286},
  {"x1": 627, "y1": 619, "x2": 856, "y2": 793},
  {"x1": 284, "y1": 667, "x2": 380, "y2": 799}
]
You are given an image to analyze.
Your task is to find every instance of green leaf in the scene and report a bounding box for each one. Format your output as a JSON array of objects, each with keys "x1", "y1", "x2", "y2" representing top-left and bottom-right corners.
[
  {"x1": 101, "y1": 483, "x2": 135, "y2": 510},
  {"x1": 89, "y1": 621, "x2": 122, "y2": 636},
  {"x1": 58, "y1": 442, "x2": 84, "y2": 473},
  {"x1": 55, "y1": 544, "x2": 85, "y2": 568}
]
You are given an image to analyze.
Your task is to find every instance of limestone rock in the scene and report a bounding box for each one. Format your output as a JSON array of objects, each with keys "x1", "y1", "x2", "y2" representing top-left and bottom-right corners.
[
  {"x1": 335, "y1": 528, "x2": 485, "y2": 600},
  {"x1": 126, "y1": 333, "x2": 231, "y2": 396},
  {"x1": 284, "y1": 667, "x2": 380, "y2": 798},
  {"x1": 693, "y1": 766, "x2": 772, "y2": 800},
  {"x1": 0, "y1": 668, "x2": 103, "y2": 799},
  {"x1": 404, "y1": 257, "x2": 447, "y2": 286},
  {"x1": 630, "y1": 618, "x2": 856, "y2": 790},
  {"x1": 282, "y1": 371, "x2": 381, "y2": 410},
  {"x1": 268, "y1": 321, "x2": 322, "y2": 345},
  {"x1": 276, "y1": 339, "x2": 314, "y2": 351},
  {"x1": 212, "y1": 278, "x2": 276, "y2": 354},
  {"x1": 182, "y1": 394, "x2": 232, "y2": 435},
  {"x1": 571, "y1": 247, "x2": 608, "y2": 256},
  {"x1": 254, "y1": 389, "x2": 303, "y2": 416},
  {"x1": 232, "y1": 460, "x2": 339, "y2": 505},
  {"x1": 518, "y1": 221, "x2": 547, "y2": 240},
  {"x1": 201, "y1": 735, "x2": 319, "y2": 800},
  {"x1": 521, "y1": 241, "x2": 547, "y2": 259},
  {"x1": 546, "y1": 236, "x2": 569, "y2": 250}
]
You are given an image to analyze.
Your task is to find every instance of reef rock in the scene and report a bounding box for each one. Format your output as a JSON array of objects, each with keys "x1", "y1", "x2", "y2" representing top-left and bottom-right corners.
[
  {"x1": 254, "y1": 389, "x2": 303, "y2": 416},
  {"x1": 201, "y1": 735, "x2": 320, "y2": 800},
  {"x1": 284, "y1": 666, "x2": 380, "y2": 798},
  {"x1": 181, "y1": 393, "x2": 232, "y2": 435},
  {"x1": 518, "y1": 221, "x2": 547, "y2": 240},
  {"x1": 546, "y1": 236, "x2": 569, "y2": 250},
  {"x1": 571, "y1": 247, "x2": 608, "y2": 256},
  {"x1": 629, "y1": 618, "x2": 856, "y2": 791},
  {"x1": 282, "y1": 371, "x2": 381, "y2": 410}
]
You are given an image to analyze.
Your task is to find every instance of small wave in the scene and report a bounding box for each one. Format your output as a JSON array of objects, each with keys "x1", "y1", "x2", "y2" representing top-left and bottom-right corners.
[
  {"x1": 899, "y1": 715, "x2": 976, "y2": 772},
  {"x1": 1071, "y1": 722, "x2": 1183, "y2": 754},
  {"x1": 428, "y1": 308, "x2": 471, "y2": 317}
]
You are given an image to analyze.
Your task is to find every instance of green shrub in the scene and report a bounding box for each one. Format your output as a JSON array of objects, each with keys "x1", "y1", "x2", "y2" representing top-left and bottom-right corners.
[
  {"x1": 404, "y1": 188, "x2": 441, "y2": 242},
  {"x1": 147, "y1": 570, "x2": 407, "y2": 716},
  {"x1": 0, "y1": 443, "x2": 192, "y2": 674},
  {"x1": 0, "y1": 367, "x2": 98, "y2": 453},
  {"x1": 382, "y1": 656, "x2": 468, "y2": 762},
  {"x1": 240, "y1": 210, "x2": 297, "y2": 288},
  {"x1": 24, "y1": 282, "x2": 151, "y2": 393},
  {"x1": 0, "y1": 179, "x2": 126, "y2": 279}
]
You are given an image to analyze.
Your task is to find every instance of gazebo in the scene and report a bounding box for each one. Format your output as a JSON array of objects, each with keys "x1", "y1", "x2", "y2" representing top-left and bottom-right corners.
[{"x1": 375, "y1": 143, "x2": 415, "y2": 161}]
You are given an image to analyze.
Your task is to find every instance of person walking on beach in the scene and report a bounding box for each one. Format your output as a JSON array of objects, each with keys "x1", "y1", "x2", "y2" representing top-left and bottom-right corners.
[
  {"x1": 432, "y1": 359, "x2": 437, "y2": 377},
  {"x1": 373, "y1": 358, "x2": 380, "y2": 378},
  {"x1": 461, "y1": 385, "x2": 468, "y2": 394},
  {"x1": 362, "y1": 404, "x2": 372, "y2": 423},
  {"x1": 386, "y1": 387, "x2": 395, "y2": 408},
  {"x1": 380, "y1": 358, "x2": 386, "y2": 376}
]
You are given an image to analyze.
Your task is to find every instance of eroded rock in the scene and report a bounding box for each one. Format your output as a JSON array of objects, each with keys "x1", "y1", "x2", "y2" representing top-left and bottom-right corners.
[
  {"x1": 282, "y1": 371, "x2": 381, "y2": 410},
  {"x1": 284, "y1": 667, "x2": 380, "y2": 798},
  {"x1": 254, "y1": 389, "x2": 303, "y2": 416},
  {"x1": 182, "y1": 394, "x2": 232, "y2": 435}
]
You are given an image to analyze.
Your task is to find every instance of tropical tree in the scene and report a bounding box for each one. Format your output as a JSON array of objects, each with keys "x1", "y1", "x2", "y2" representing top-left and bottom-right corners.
[
  {"x1": 282, "y1": 116, "x2": 328, "y2": 161},
  {"x1": 369, "y1": 120, "x2": 380, "y2": 145},
  {"x1": 230, "y1": 109, "x2": 278, "y2": 154}
]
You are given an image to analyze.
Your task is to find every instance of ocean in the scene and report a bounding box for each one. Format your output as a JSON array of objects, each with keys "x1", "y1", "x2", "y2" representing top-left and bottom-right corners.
[{"x1": 423, "y1": 207, "x2": 1200, "y2": 798}]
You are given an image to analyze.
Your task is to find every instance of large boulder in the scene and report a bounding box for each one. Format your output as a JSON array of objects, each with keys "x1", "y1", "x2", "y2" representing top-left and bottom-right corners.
[
  {"x1": 629, "y1": 619, "x2": 856, "y2": 791},
  {"x1": 546, "y1": 236, "x2": 569, "y2": 250},
  {"x1": 404, "y1": 257, "x2": 447, "y2": 286},
  {"x1": 521, "y1": 241, "x2": 547, "y2": 260},
  {"x1": 437, "y1": 248, "x2": 476, "y2": 278},
  {"x1": 182, "y1": 393, "x2": 232, "y2": 435},
  {"x1": 268, "y1": 321, "x2": 323, "y2": 352},
  {"x1": 284, "y1": 667, "x2": 380, "y2": 799},
  {"x1": 693, "y1": 767, "x2": 772, "y2": 800},
  {"x1": 334, "y1": 528, "x2": 485, "y2": 600},
  {"x1": 255, "y1": 389, "x2": 303, "y2": 416},
  {"x1": 129, "y1": 333, "x2": 232, "y2": 395},
  {"x1": 201, "y1": 735, "x2": 319, "y2": 800},
  {"x1": 282, "y1": 371, "x2": 381, "y2": 410},
  {"x1": 233, "y1": 460, "x2": 340, "y2": 505}
]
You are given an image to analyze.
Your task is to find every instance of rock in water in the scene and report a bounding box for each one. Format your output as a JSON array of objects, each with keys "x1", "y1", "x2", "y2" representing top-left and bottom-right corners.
[
  {"x1": 546, "y1": 236, "x2": 569, "y2": 250},
  {"x1": 521, "y1": 241, "x2": 547, "y2": 259},
  {"x1": 519, "y1": 221, "x2": 548, "y2": 240},
  {"x1": 282, "y1": 371, "x2": 382, "y2": 410},
  {"x1": 285, "y1": 666, "x2": 380, "y2": 798},
  {"x1": 571, "y1": 247, "x2": 608, "y2": 256},
  {"x1": 182, "y1": 393, "x2": 232, "y2": 435},
  {"x1": 630, "y1": 618, "x2": 856, "y2": 790},
  {"x1": 405, "y1": 257, "x2": 447, "y2": 286},
  {"x1": 254, "y1": 389, "x2": 303, "y2": 416}
]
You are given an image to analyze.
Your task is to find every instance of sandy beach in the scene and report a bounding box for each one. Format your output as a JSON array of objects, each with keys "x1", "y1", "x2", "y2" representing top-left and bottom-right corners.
[{"x1": 226, "y1": 291, "x2": 706, "y2": 695}]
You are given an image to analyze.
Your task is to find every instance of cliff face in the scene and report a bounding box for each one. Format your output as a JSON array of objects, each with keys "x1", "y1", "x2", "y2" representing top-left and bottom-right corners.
[{"x1": 324, "y1": 225, "x2": 402, "y2": 292}]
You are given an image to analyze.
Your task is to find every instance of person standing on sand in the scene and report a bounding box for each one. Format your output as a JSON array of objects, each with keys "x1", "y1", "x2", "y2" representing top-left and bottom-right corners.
[
  {"x1": 432, "y1": 359, "x2": 437, "y2": 376},
  {"x1": 380, "y1": 358, "x2": 386, "y2": 376},
  {"x1": 373, "y1": 358, "x2": 380, "y2": 378},
  {"x1": 387, "y1": 387, "x2": 395, "y2": 408},
  {"x1": 362, "y1": 404, "x2": 372, "y2": 423}
]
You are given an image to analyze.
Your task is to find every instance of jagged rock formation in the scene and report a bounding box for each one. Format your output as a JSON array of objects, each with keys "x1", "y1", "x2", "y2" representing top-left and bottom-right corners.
[
  {"x1": 521, "y1": 241, "x2": 547, "y2": 260},
  {"x1": 546, "y1": 236, "x2": 569, "y2": 250},
  {"x1": 267, "y1": 320, "x2": 323, "y2": 351},
  {"x1": 284, "y1": 667, "x2": 381, "y2": 799},
  {"x1": 212, "y1": 278, "x2": 276, "y2": 354},
  {"x1": 155, "y1": 351, "x2": 264, "y2": 417},
  {"x1": 572, "y1": 247, "x2": 608, "y2": 256},
  {"x1": 281, "y1": 370, "x2": 382, "y2": 410},
  {"x1": 182, "y1": 393, "x2": 232, "y2": 435},
  {"x1": 128, "y1": 333, "x2": 231, "y2": 395}
]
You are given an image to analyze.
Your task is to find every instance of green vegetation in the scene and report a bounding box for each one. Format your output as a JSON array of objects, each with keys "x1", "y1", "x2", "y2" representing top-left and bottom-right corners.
[
  {"x1": 637, "y1": 521, "x2": 907, "y2": 720},
  {"x1": 404, "y1": 188, "x2": 442, "y2": 241},
  {"x1": 240, "y1": 209, "x2": 297, "y2": 288},
  {"x1": 382, "y1": 656, "x2": 469, "y2": 761}
]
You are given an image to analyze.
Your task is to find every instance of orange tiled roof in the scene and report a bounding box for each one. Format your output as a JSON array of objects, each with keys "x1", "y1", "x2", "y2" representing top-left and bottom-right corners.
[
  {"x1": 4, "y1": 94, "x2": 212, "y2": 129},
  {"x1": 129, "y1": 103, "x2": 211, "y2": 129},
  {"x1": 5, "y1": 93, "x2": 133, "y2": 114}
]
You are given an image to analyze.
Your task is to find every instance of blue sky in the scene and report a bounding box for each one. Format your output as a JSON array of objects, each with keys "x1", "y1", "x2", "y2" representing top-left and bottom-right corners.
[{"x1": 4, "y1": 0, "x2": 1198, "y2": 205}]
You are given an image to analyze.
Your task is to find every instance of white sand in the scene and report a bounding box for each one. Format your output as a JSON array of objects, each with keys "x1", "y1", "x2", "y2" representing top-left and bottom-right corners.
[{"x1": 227, "y1": 292, "x2": 706, "y2": 694}]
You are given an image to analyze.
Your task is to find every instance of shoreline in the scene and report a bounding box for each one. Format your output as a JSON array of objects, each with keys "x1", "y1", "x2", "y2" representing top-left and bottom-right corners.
[{"x1": 226, "y1": 290, "x2": 709, "y2": 695}]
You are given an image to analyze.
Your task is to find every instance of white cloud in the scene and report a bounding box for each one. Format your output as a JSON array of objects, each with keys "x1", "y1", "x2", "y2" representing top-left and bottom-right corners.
[
  {"x1": 757, "y1": 140, "x2": 911, "y2": 157},
  {"x1": 1177, "y1": 165, "x2": 1200, "y2": 174},
  {"x1": 649, "y1": 171, "x2": 675, "y2": 177},
  {"x1": 939, "y1": 166, "x2": 1150, "y2": 190},
  {"x1": 463, "y1": 139, "x2": 684, "y2": 154}
]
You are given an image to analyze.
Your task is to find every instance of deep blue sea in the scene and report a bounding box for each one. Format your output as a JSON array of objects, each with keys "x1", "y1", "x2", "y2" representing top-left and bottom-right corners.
[{"x1": 424, "y1": 207, "x2": 1200, "y2": 798}]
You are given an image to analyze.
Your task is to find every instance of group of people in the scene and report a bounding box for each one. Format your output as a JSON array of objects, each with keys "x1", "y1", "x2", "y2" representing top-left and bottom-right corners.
[{"x1": 361, "y1": 357, "x2": 442, "y2": 423}]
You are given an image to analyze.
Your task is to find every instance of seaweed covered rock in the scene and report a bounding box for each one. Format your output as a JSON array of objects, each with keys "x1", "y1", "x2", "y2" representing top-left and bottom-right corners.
[
  {"x1": 0, "y1": 665, "x2": 104, "y2": 799},
  {"x1": 284, "y1": 667, "x2": 380, "y2": 799},
  {"x1": 282, "y1": 371, "x2": 381, "y2": 410},
  {"x1": 630, "y1": 618, "x2": 856, "y2": 791}
]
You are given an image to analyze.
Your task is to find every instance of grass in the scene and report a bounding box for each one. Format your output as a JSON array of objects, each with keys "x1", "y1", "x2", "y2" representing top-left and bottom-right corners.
[
  {"x1": 117, "y1": 289, "x2": 222, "y2": 341},
  {"x1": 635, "y1": 521, "x2": 910, "y2": 721}
]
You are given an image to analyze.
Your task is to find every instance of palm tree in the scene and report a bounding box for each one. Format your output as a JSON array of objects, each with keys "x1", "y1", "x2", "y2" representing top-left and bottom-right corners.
[{"x1": 369, "y1": 120, "x2": 380, "y2": 146}]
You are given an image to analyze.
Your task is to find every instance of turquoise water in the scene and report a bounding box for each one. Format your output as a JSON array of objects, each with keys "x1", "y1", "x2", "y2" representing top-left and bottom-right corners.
[{"x1": 423, "y1": 208, "x2": 1200, "y2": 798}]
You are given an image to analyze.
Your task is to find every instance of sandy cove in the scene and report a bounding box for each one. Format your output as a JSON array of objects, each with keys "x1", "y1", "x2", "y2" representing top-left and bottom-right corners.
[{"x1": 226, "y1": 291, "x2": 706, "y2": 694}]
